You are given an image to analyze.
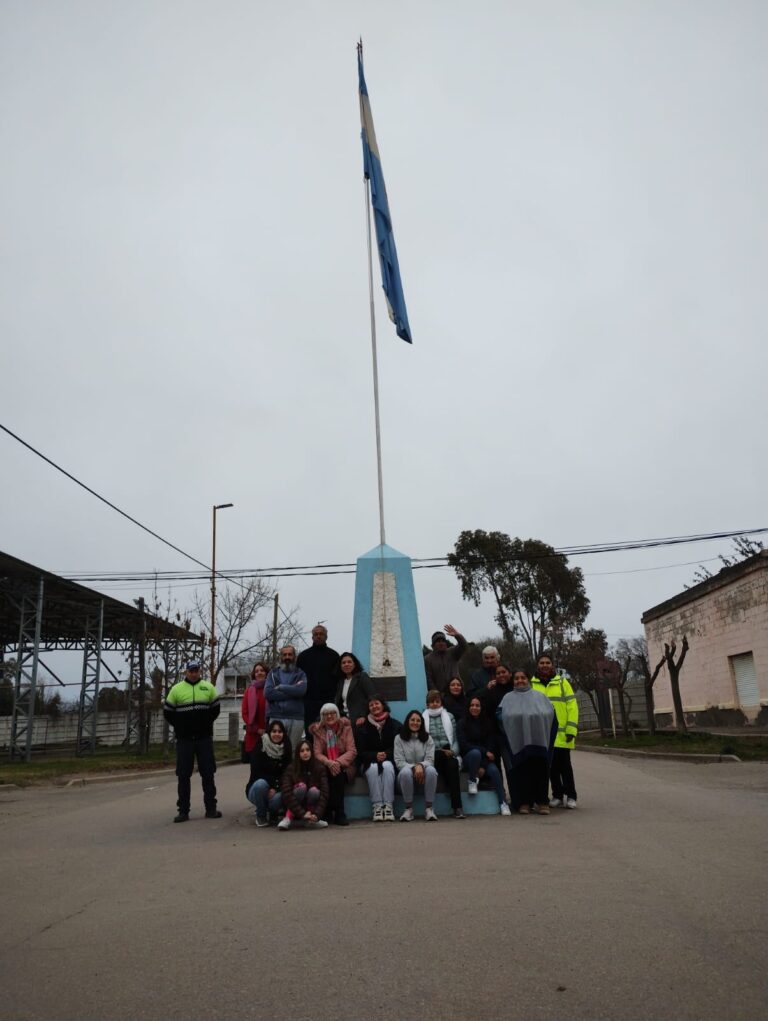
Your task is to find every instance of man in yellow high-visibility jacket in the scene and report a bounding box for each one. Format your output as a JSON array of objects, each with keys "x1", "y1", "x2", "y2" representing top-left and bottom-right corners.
[{"x1": 531, "y1": 653, "x2": 578, "y2": 809}]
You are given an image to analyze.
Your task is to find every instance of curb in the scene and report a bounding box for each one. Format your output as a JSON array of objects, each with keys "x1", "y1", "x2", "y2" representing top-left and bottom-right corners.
[
  {"x1": 577, "y1": 745, "x2": 741, "y2": 764},
  {"x1": 60, "y1": 758, "x2": 242, "y2": 788}
]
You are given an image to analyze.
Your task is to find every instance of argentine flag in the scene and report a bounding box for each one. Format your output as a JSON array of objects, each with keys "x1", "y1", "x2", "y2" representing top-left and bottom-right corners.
[{"x1": 358, "y1": 46, "x2": 413, "y2": 345}]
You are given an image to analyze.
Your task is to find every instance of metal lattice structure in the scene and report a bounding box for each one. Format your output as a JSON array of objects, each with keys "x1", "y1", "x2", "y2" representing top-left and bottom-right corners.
[
  {"x1": 9, "y1": 578, "x2": 44, "y2": 761},
  {"x1": 0, "y1": 551, "x2": 205, "y2": 760},
  {"x1": 76, "y1": 601, "x2": 104, "y2": 755},
  {"x1": 123, "y1": 643, "x2": 141, "y2": 749}
]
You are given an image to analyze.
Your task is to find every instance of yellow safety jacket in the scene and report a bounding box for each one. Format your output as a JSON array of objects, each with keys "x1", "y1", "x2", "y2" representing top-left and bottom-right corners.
[{"x1": 531, "y1": 674, "x2": 578, "y2": 749}]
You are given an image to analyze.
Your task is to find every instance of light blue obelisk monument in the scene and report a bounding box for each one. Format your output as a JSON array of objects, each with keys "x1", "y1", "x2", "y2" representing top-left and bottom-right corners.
[
  {"x1": 351, "y1": 47, "x2": 426, "y2": 717},
  {"x1": 352, "y1": 544, "x2": 427, "y2": 720}
]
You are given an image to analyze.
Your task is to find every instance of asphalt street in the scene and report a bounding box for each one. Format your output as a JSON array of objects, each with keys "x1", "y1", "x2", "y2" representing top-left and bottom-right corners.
[{"x1": 1, "y1": 751, "x2": 766, "y2": 1021}]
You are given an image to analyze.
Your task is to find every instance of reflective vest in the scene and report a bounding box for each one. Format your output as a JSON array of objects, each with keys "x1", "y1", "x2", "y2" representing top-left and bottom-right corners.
[{"x1": 531, "y1": 674, "x2": 578, "y2": 749}]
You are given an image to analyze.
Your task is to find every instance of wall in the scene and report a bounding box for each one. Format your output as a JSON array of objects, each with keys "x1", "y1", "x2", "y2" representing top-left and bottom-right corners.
[
  {"x1": 0, "y1": 706, "x2": 239, "y2": 751},
  {"x1": 644, "y1": 563, "x2": 768, "y2": 723},
  {"x1": 576, "y1": 679, "x2": 648, "y2": 732}
]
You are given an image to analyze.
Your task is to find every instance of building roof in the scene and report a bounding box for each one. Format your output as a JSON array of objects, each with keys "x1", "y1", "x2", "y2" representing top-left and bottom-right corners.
[
  {"x1": 641, "y1": 550, "x2": 768, "y2": 625},
  {"x1": 0, "y1": 550, "x2": 204, "y2": 650}
]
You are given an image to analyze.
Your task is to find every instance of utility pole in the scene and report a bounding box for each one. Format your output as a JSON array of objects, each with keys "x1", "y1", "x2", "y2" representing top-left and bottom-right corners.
[
  {"x1": 271, "y1": 593, "x2": 279, "y2": 664},
  {"x1": 137, "y1": 597, "x2": 147, "y2": 753},
  {"x1": 210, "y1": 502, "x2": 234, "y2": 682}
]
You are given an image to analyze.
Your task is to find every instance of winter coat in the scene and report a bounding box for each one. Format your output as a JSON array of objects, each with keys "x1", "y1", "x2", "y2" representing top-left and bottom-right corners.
[
  {"x1": 355, "y1": 716, "x2": 401, "y2": 770},
  {"x1": 246, "y1": 740, "x2": 292, "y2": 797},
  {"x1": 280, "y1": 762, "x2": 329, "y2": 820},
  {"x1": 467, "y1": 666, "x2": 495, "y2": 696},
  {"x1": 531, "y1": 674, "x2": 579, "y2": 749},
  {"x1": 309, "y1": 717, "x2": 357, "y2": 782},
  {"x1": 335, "y1": 670, "x2": 376, "y2": 723},
  {"x1": 480, "y1": 680, "x2": 514, "y2": 718},
  {"x1": 241, "y1": 683, "x2": 267, "y2": 754},
  {"x1": 423, "y1": 632, "x2": 468, "y2": 694},
  {"x1": 457, "y1": 714, "x2": 501, "y2": 760},
  {"x1": 163, "y1": 678, "x2": 220, "y2": 740},
  {"x1": 296, "y1": 644, "x2": 341, "y2": 705},
  {"x1": 442, "y1": 691, "x2": 467, "y2": 722}
]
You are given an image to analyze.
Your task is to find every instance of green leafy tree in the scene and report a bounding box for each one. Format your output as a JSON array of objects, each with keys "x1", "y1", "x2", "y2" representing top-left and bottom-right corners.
[
  {"x1": 448, "y1": 531, "x2": 590, "y2": 661},
  {"x1": 461, "y1": 635, "x2": 534, "y2": 677},
  {"x1": 97, "y1": 686, "x2": 129, "y2": 711}
]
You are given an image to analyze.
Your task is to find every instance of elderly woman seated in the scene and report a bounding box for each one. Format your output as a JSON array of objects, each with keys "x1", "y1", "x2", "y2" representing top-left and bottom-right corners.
[{"x1": 309, "y1": 702, "x2": 357, "y2": 826}]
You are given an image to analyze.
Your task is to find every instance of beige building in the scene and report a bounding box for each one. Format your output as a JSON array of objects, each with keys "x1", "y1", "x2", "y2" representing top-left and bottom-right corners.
[{"x1": 642, "y1": 551, "x2": 768, "y2": 727}]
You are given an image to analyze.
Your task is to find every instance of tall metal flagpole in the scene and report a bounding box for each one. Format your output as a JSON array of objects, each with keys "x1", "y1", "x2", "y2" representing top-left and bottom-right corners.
[{"x1": 362, "y1": 122, "x2": 387, "y2": 549}]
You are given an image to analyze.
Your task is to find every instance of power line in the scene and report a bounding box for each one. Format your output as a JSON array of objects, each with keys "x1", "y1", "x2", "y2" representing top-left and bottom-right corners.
[
  {"x1": 0, "y1": 422, "x2": 210, "y2": 573},
  {"x1": 61, "y1": 526, "x2": 767, "y2": 583},
  {"x1": 3, "y1": 420, "x2": 765, "y2": 586}
]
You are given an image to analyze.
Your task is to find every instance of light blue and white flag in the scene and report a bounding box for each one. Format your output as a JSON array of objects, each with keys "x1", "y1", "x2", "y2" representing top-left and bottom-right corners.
[{"x1": 358, "y1": 46, "x2": 412, "y2": 344}]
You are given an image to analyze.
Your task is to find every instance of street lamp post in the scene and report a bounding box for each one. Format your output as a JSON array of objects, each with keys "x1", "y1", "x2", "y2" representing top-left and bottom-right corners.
[{"x1": 210, "y1": 502, "x2": 234, "y2": 682}]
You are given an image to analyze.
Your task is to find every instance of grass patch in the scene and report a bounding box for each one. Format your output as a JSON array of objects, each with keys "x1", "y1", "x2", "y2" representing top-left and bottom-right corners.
[
  {"x1": 0, "y1": 743, "x2": 236, "y2": 786},
  {"x1": 579, "y1": 731, "x2": 768, "y2": 761}
]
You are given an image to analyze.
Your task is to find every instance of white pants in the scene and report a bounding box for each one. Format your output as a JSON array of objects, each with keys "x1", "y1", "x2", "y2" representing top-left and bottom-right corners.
[{"x1": 364, "y1": 761, "x2": 395, "y2": 806}]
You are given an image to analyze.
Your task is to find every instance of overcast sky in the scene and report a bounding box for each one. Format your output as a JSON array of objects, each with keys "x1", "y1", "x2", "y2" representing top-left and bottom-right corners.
[{"x1": 2, "y1": 1, "x2": 766, "y2": 675}]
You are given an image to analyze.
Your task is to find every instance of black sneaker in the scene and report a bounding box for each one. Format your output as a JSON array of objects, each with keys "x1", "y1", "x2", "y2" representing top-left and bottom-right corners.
[
  {"x1": 174, "y1": 812, "x2": 190, "y2": 823},
  {"x1": 204, "y1": 809, "x2": 222, "y2": 819},
  {"x1": 334, "y1": 813, "x2": 350, "y2": 827},
  {"x1": 453, "y1": 808, "x2": 466, "y2": 819}
]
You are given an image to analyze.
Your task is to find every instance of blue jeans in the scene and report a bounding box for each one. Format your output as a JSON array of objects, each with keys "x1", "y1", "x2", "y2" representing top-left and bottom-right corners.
[
  {"x1": 247, "y1": 778, "x2": 282, "y2": 817},
  {"x1": 464, "y1": 749, "x2": 506, "y2": 805}
]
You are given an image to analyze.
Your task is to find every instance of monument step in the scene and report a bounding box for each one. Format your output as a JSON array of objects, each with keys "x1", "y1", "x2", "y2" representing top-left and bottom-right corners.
[{"x1": 342, "y1": 775, "x2": 504, "y2": 819}]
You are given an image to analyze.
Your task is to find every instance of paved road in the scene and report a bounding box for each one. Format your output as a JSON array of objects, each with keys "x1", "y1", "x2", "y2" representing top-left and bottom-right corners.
[{"x1": 1, "y1": 752, "x2": 766, "y2": 1021}]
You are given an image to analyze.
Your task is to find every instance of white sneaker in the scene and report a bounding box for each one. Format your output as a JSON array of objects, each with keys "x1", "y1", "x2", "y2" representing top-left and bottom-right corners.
[
  {"x1": 372, "y1": 804, "x2": 384, "y2": 822},
  {"x1": 500, "y1": 802, "x2": 512, "y2": 816},
  {"x1": 549, "y1": 797, "x2": 564, "y2": 808},
  {"x1": 565, "y1": 798, "x2": 577, "y2": 809},
  {"x1": 383, "y1": 803, "x2": 395, "y2": 821},
  {"x1": 400, "y1": 807, "x2": 414, "y2": 822},
  {"x1": 424, "y1": 808, "x2": 439, "y2": 822},
  {"x1": 306, "y1": 819, "x2": 329, "y2": 828},
  {"x1": 277, "y1": 817, "x2": 292, "y2": 831},
  {"x1": 467, "y1": 779, "x2": 478, "y2": 795}
]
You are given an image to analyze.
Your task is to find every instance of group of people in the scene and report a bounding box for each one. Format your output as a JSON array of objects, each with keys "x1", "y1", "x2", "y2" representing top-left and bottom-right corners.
[{"x1": 163, "y1": 624, "x2": 580, "y2": 828}]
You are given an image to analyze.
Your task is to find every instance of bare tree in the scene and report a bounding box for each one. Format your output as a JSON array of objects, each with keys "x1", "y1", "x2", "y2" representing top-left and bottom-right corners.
[
  {"x1": 194, "y1": 579, "x2": 303, "y2": 683},
  {"x1": 632, "y1": 638, "x2": 665, "y2": 735},
  {"x1": 663, "y1": 636, "x2": 690, "y2": 733},
  {"x1": 612, "y1": 636, "x2": 665, "y2": 736},
  {"x1": 688, "y1": 536, "x2": 764, "y2": 586}
]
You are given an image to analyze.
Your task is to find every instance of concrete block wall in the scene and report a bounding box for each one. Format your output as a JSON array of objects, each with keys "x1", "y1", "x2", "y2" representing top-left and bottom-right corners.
[{"x1": 644, "y1": 566, "x2": 768, "y2": 721}]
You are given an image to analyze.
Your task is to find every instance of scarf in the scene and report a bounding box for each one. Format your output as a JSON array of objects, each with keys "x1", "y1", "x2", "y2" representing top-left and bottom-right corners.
[
  {"x1": 498, "y1": 687, "x2": 555, "y2": 763},
  {"x1": 324, "y1": 721, "x2": 340, "y2": 761},
  {"x1": 261, "y1": 732, "x2": 286, "y2": 761},
  {"x1": 424, "y1": 706, "x2": 455, "y2": 749},
  {"x1": 367, "y1": 709, "x2": 390, "y2": 732},
  {"x1": 243, "y1": 681, "x2": 264, "y2": 731}
]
